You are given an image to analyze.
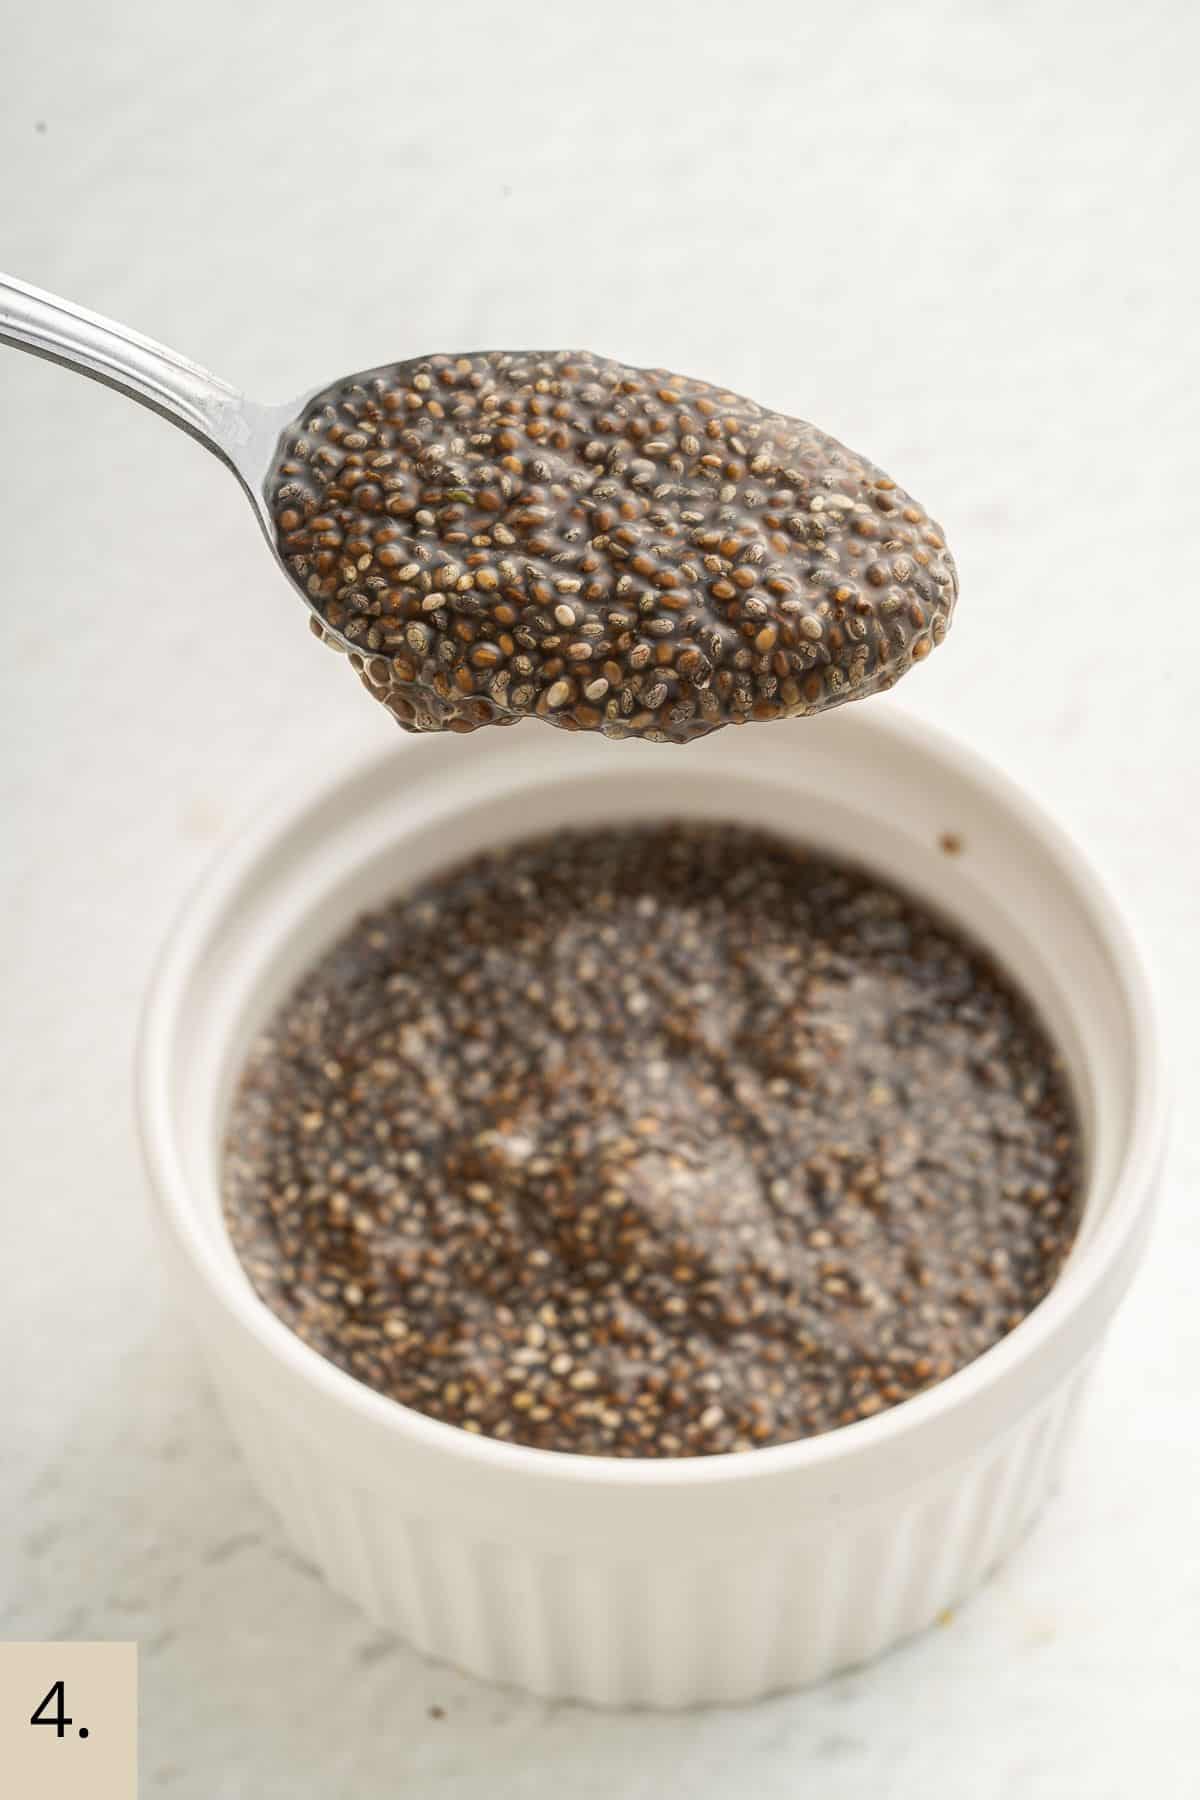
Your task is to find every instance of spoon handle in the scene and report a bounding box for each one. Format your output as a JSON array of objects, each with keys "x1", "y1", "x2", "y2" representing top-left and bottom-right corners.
[{"x1": 0, "y1": 270, "x2": 249, "y2": 462}]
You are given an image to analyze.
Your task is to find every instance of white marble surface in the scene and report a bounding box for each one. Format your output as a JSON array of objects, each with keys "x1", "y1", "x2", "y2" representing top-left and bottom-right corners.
[{"x1": 2, "y1": 2, "x2": 1198, "y2": 1793}]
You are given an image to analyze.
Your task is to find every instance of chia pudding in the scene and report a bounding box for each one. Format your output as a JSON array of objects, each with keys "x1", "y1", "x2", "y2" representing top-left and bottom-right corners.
[
  {"x1": 270, "y1": 351, "x2": 957, "y2": 742},
  {"x1": 222, "y1": 822, "x2": 1081, "y2": 1458}
]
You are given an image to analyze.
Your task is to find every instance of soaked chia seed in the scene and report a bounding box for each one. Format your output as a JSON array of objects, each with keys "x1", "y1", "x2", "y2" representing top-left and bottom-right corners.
[
  {"x1": 270, "y1": 351, "x2": 957, "y2": 742},
  {"x1": 222, "y1": 823, "x2": 1080, "y2": 1457}
]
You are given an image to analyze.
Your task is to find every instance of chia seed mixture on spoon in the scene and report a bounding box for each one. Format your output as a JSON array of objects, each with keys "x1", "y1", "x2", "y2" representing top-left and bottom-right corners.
[{"x1": 271, "y1": 352, "x2": 957, "y2": 742}]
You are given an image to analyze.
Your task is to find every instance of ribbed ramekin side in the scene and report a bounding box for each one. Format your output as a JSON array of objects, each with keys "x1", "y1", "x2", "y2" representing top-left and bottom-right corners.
[{"x1": 208, "y1": 1360, "x2": 1094, "y2": 1707}]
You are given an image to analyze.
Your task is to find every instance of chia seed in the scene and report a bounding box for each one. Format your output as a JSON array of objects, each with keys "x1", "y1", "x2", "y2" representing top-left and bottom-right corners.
[
  {"x1": 269, "y1": 353, "x2": 957, "y2": 743},
  {"x1": 222, "y1": 823, "x2": 1080, "y2": 1457}
]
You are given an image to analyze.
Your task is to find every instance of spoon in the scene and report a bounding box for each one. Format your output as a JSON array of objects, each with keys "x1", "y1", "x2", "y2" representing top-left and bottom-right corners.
[
  {"x1": 0, "y1": 271, "x2": 341, "y2": 644},
  {"x1": 1, "y1": 272, "x2": 958, "y2": 741}
]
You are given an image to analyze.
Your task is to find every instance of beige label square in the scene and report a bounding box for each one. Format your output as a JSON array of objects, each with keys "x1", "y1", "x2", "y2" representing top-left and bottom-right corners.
[{"x1": 0, "y1": 1643, "x2": 137, "y2": 1799}]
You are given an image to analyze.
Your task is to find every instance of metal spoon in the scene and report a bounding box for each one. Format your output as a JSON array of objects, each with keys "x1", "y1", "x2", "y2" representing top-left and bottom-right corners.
[
  {"x1": 2, "y1": 272, "x2": 959, "y2": 741},
  {"x1": 0, "y1": 271, "x2": 341, "y2": 643}
]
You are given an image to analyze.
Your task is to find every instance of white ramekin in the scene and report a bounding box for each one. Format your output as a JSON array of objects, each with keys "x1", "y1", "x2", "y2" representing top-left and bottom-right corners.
[{"x1": 136, "y1": 706, "x2": 1165, "y2": 1708}]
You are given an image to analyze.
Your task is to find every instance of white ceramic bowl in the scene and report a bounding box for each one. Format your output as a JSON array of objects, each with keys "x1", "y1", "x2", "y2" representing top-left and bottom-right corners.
[{"x1": 137, "y1": 706, "x2": 1165, "y2": 1708}]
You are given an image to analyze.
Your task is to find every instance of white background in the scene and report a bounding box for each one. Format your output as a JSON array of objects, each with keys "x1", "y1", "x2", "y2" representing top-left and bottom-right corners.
[{"x1": 2, "y1": 2, "x2": 1197, "y2": 1794}]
